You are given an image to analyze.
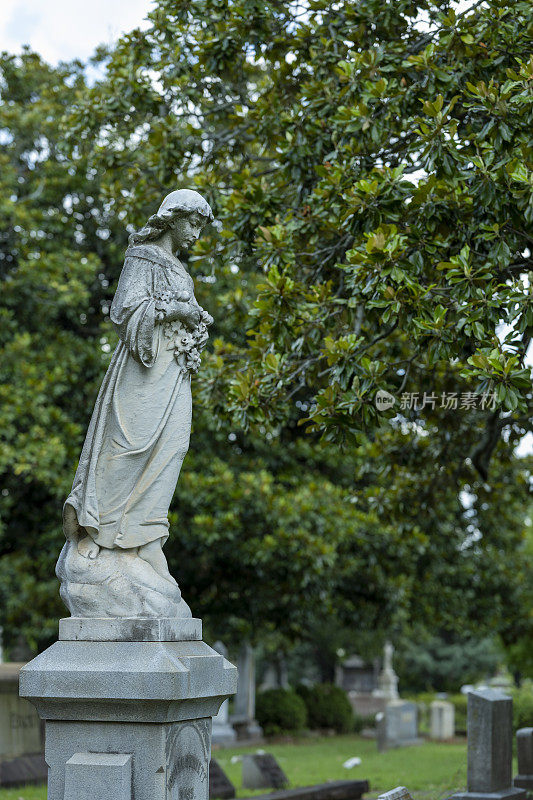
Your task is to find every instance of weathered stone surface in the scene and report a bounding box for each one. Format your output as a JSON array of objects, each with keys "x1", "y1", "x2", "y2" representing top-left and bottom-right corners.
[
  {"x1": 57, "y1": 539, "x2": 191, "y2": 619},
  {"x1": 514, "y1": 728, "x2": 533, "y2": 791},
  {"x1": 64, "y1": 752, "x2": 132, "y2": 800},
  {"x1": 59, "y1": 616, "x2": 201, "y2": 642},
  {"x1": 430, "y1": 700, "x2": 455, "y2": 740},
  {"x1": 242, "y1": 754, "x2": 289, "y2": 790},
  {"x1": 451, "y1": 689, "x2": 526, "y2": 800},
  {"x1": 20, "y1": 623, "x2": 237, "y2": 800},
  {"x1": 20, "y1": 639, "x2": 236, "y2": 723},
  {"x1": 47, "y1": 716, "x2": 211, "y2": 800}
]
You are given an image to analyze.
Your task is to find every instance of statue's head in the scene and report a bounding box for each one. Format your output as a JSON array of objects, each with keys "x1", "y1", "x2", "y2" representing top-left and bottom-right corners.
[{"x1": 129, "y1": 189, "x2": 214, "y2": 251}]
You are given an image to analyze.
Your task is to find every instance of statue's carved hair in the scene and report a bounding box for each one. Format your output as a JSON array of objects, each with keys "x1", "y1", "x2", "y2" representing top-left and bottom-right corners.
[{"x1": 129, "y1": 192, "x2": 214, "y2": 245}]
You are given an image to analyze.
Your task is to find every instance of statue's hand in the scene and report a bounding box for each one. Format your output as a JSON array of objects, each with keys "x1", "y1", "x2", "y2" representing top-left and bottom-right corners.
[{"x1": 165, "y1": 302, "x2": 200, "y2": 329}]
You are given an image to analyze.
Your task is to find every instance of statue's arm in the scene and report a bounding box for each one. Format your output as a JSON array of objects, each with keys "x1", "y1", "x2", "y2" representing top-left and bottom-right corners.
[
  {"x1": 156, "y1": 294, "x2": 201, "y2": 329},
  {"x1": 110, "y1": 255, "x2": 158, "y2": 367}
]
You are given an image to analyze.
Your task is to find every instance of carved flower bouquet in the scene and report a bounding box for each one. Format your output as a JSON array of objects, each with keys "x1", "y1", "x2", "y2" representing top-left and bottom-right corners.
[{"x1": 155, "y1": 290, "x2": 213, "y2": 374}]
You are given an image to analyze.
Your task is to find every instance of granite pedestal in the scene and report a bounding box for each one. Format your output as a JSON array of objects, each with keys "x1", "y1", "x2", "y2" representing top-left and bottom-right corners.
[{"x1": 19, "y1": 617, "x2": 237, "y2": 800}]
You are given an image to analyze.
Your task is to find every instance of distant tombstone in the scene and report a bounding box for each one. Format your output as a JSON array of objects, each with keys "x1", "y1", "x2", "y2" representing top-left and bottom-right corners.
[
  {"x1": 260, "y1": 657, "x2": 290, "y2": 691},
  {"x1": 212, "y1": 642, "x2": 237, "y2": 745},
  {"x1": 514, "y1": 728, "x2": 533, "y2": 791},
  {"x1": 231, "y1": 642, "x2": 263, "y2": 741},
  {"x1": 489, "y1": 668, "x2": 514, "y2": 691},
  {"x1": 430, "y1": 700, "x2": 455, "y2": 740},
  {"x1": 209, "y1": 759, "x2": 236, "y2": 799},
  {"x1": 376, "y1": 700, "x2": 423, "y2": 752},
  {"x1": 0, "y1": 663, "x2": 46, "y2": 786},
  {"x1": 378, "y1": 788, "x2": 414, "y2": 800},
  {"x1": 242, "y1": 753, "x2": 289, "y2": 790},
  {"x1": 260, "y1": 663, "x2": 278, "y2": 691},
  {"x1": 337, "y1": 654, "x2": 379, "y2": 694},
  {"x1": 375, "y1": 642, "x2": 399, "y2": 701},
  {"x1": 451, "y1": 689, "x2": 526, "y2": 800}
]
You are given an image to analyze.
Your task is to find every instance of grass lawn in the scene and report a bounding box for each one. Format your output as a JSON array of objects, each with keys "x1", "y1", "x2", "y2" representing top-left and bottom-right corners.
[
  {"x1": 0, "y1": 735, "x2": 470, "y2": 800},
  {"x1": 215, "y1": 735, "x2": 468, "y2": 799}
]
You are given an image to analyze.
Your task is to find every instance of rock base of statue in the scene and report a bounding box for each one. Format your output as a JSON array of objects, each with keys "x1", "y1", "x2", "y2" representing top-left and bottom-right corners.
[
  {"x1": 19, "y1": 617, "x2": 237, "y2": 800},
  {"x1": 56, "y1": 540, "x2": 192, "y2": 618}
]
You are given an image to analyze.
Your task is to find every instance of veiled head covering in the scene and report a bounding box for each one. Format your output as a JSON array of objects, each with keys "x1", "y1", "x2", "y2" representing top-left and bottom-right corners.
[{"x1": 157, "y1": 189, "x2": 214, "y2": 222}]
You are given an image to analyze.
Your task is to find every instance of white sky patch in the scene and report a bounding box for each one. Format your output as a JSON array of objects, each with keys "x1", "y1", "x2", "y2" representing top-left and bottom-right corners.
[{"x1": 0, "y1": 0, "x2": 153, "y2": 64}]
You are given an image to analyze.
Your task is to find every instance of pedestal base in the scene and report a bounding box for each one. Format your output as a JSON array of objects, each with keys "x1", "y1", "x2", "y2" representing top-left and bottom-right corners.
[
  {"x1": 19, "y1": 617, "x2": 237, "y2": 800},
  {"x1": 47, "y1": 717, "x2": 211, "y2": 800}
]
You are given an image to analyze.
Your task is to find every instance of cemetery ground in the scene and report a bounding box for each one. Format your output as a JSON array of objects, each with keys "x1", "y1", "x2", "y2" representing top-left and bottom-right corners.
[{"x1": 0, "y1": 734, "x2": 476, "y2": 800}]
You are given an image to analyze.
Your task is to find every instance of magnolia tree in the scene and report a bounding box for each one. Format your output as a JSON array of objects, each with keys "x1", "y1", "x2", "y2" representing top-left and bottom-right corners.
[
  {"x1": 67, "y1": 0, "x2": 531, "y2": 464},
  {"x1": 0, "y1": 0, "x2": 531, "y2": 650}
]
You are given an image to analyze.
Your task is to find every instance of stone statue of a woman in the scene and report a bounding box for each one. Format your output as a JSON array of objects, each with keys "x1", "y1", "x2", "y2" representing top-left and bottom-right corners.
[{"x1": 57, "y1": 189, "x2": 214, "y2": 618}]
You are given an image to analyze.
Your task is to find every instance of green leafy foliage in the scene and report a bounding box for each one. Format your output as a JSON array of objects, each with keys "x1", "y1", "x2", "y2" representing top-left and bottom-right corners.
[
  {"x1": 0, "y1": 1, "x2": 531, "y2": 657},
  {"x1": 0, "y1": 50, "x2": 124, "y2": 649},
  {"x1": 396, "y1": 632, "x2": 501, "y2": 692},
  {"x1": 67, "y1": 0, "x2": 532, "y2": 445}
]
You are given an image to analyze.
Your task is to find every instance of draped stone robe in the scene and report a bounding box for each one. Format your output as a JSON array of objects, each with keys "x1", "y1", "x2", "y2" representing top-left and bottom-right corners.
[{"x1": 64, "y1": 243, "x2": 198, "y2": 550}]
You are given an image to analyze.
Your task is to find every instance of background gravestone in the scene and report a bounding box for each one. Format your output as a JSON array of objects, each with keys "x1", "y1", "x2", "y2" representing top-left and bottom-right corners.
[
  {"x1": 430, "y1": 700, "x2": 455, "y2": 740},
  {"x1": 514, "y1": 728, "x2": 533, "y2": 791},
  {"x1": 451, "y1": 689, "x2": 526, "y2": 800},
  {"x1": 242, "y1": 753, "x2": 289, "y2": 790},
  {"x1": 375, "y1": 643, "x2": 399, "y2": 702},
  {"x1": 209, "y1": 758, "x2": 236, "y2": 799},
  {"x1": 336, "y1": 654, "x2": 379, "y2": 694},
  {"x1": 377, "y1": 701, "x2": 422, "y2": 752},
  {"x1": 337, "y1": 655, "x2": 385, "y2": 719},
  {"x1": 0, "y1": 663, "x2": 46, "y2": 786},
  {"x1": 231, "y1": 643, "x2": 263, "y2": 741}
]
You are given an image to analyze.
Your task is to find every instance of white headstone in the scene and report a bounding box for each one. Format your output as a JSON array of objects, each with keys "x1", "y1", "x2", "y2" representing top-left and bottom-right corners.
[{"x1": 430, "y1": 700, "x2": 455, "y2": 740}]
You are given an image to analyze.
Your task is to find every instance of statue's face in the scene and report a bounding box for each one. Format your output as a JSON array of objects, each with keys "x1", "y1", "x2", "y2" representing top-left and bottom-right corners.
[{"x1": 169, "y1": 211, "x2": 205, "y2": 252}]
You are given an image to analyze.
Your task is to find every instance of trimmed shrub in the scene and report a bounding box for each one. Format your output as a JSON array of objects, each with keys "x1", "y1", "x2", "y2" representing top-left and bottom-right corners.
[
  {"x1": 255, "y1": 688, "x2": 308, "y2": 736},
  {"x1": 296, "y1": 683, "x2": 354, "y2": 733}
]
